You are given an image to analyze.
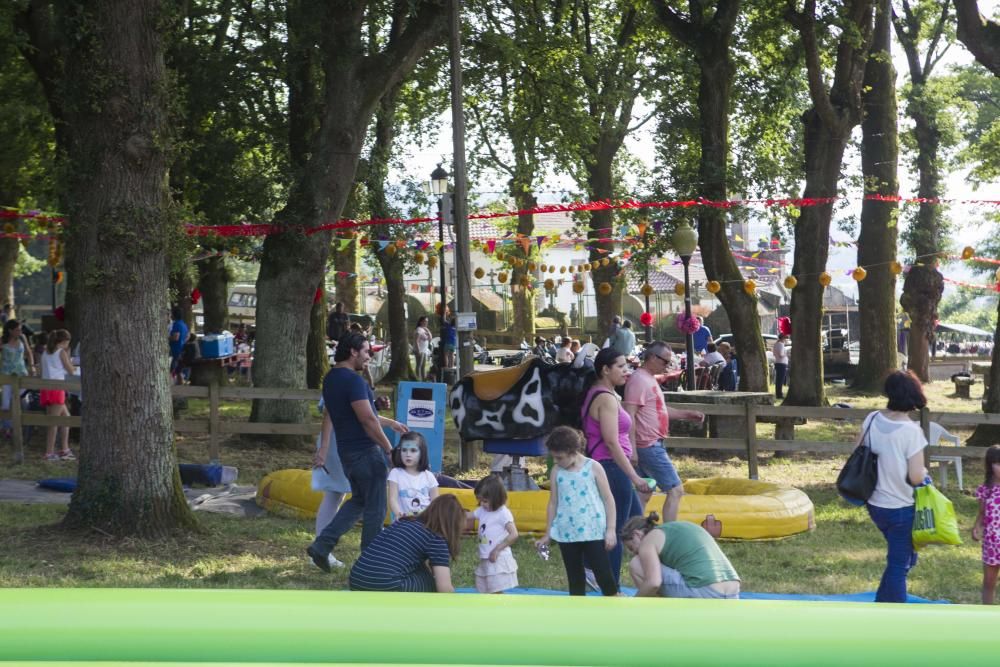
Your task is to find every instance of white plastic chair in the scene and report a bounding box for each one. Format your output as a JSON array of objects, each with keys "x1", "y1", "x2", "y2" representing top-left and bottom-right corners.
[{"x1": 928, "y1": 421, "x2": 963, "y2": 490}]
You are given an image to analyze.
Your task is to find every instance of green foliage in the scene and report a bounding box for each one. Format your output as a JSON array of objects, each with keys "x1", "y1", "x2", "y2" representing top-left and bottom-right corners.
[{"x1": 937, "y1": 289, "x2": 998, "y2": 331}]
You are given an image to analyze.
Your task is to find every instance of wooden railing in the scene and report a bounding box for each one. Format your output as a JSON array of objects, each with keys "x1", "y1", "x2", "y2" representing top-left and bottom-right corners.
[{"x1": 1, "y1": 373, "x2": 992, "y2": 476}]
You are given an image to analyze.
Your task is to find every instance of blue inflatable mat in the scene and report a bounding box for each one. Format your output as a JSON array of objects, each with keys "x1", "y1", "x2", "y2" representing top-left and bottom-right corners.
[{"x1": 458, "y1": 587, "x2": 947, "y2": 603}]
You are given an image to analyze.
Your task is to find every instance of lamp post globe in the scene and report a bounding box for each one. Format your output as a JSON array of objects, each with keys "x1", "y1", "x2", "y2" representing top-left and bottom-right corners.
[{"x1": 672, "y1": 222, "x2": 699, "y2": 390}]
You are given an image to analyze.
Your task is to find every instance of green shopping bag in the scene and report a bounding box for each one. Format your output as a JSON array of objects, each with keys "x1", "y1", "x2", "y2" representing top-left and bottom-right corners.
[{"x1": 912, "y1": 484, "x2": 962, "y2": 549}]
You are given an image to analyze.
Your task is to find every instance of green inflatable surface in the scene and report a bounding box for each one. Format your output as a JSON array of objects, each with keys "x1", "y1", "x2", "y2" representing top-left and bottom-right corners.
[{"x1": 1, "y1": 588, "x2": 998, "y2": 666}]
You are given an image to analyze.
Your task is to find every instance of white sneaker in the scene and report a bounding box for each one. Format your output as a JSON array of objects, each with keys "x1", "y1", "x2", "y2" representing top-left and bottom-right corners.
[
  {"x1": 328, "y1": 554, "x2": 345, "y2": 569},
  {"x1": 584, "y1": 568, "x2": 600, "y2": 592}
]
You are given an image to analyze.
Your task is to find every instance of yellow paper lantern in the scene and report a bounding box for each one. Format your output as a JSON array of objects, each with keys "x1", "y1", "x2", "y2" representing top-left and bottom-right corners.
[
  {"x1": 385, "y1": 244, "x2": 397, "y2": 256},
  {"x1": 600, "y1": 258, "x2": 610, "y2": 267},
  {"x1": 2, "y1": 223, "x2": 14, "y2": 234},
  {"x1": 428, "y1": 255, "x2": 438, "y2": 269},
  {"x1": 783, "y1": 276, "x2": 798, "y2": 290},
  {"x1": 544, "y1": 278, "x2": 555, "y2": 290},
  {"x1": 598, "y1": 282, "x2": 612, "y2": 296},
  {"x1": 474, "y1": 267, "x2": 485, "y2": 279},
  {"x1": 744, "y1": 278, "x2": 757, "y2": 295},
  {"x1": 819, "y1": 272, "x2": 832, "y2": 287},
  {"x1": 573, "y1": 281, "x2": 585, "y2": 294},
  {"x1": 706, "y1": 280, "x2": 721, "y2": 294},
  {"x1": 414, "y1": 252, "x2": 425, "y2": 264},
  {"x1": 539, "y1": 264, "x2": 547, "y2": 272},
  {"x1": 852, "y1": 267, "x2": 867, "y2": 282},
  {"x1": 559, "y1": 266, "x2": 567, "y2": 274},
  {"x1": 640, "y1": 283, "x2": 654, "y2": 297},
  {"x1": 889, "y1": 261, "x2": 903, "y2": 275},
  {"x1": 497, "y1": 271, "x2": 508, "y2": 284},
  {"x1": 528, "y1": 262, "x2": 536, "y2": 271},
  {"x1": 674, "y1": 283, "x2": 685, "y2": 297},
  {"x1": 520, "y1": 276, "x2": 531, "y2": 288},
  {"x1": 230, "y1": 246, "x2": 240, "y2": 256},
  {"x1": 496, "y1": 252, "x2": 505, "y2": 262},
  {"x1": 591, "y1": 261, "x2": 600, "y2": 270},
  {"x1": 548, "y1": 265, "x2": 556, "y2": 273},
  {"x1": 962, "y1": 246, "x2": 975, "y2": 260}
]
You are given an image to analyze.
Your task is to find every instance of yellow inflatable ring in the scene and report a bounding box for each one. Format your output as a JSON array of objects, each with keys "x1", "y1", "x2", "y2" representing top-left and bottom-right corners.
[{"x1": 256, "y1": 471, "x2": 813, "y2": 540}]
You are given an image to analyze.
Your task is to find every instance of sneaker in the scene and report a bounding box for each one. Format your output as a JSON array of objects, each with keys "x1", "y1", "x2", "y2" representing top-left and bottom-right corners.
[
  {"x1": 43, "y1": 454, "x2": 60, "y2": 462},
  {"x1": 306, "y1": 545, "x2": 331, "y2": 573},
  {"x1": 58, "y1": 449, "x2": 76, "y2": 461},
  {"x1": 327, "y1": 554, "x2": 345, "y2": 569},
  {"x1": 584, "y1": 568, "x2": 600, "y2": 593}
]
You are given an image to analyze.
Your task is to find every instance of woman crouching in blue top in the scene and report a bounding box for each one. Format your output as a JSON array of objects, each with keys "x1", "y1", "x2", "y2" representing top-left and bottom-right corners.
[{"x1": 349, "y1": 495, "x2": 466, "y2": 593}]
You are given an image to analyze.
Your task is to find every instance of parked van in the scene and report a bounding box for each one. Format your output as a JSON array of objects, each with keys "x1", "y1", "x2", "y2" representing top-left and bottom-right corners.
[{"x1": 193, "y1": 284, "x2": 256, "y2": 329}]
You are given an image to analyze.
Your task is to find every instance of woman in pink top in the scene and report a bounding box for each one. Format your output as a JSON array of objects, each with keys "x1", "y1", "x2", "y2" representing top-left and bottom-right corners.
[{"x1": 580, "y1": 347, "x2": 649, "y2": 583}]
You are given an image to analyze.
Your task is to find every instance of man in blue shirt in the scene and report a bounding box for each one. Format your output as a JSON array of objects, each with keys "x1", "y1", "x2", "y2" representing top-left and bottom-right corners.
[
  {"x1": 168, "y1": 307, "x2": 188, "y2": 381},
  {"x1": 307, "y1": 332, "x2": 407, "y2": 572},
  {"x1": 692, "y1": 317, "x2": 712, "y2": 354}
]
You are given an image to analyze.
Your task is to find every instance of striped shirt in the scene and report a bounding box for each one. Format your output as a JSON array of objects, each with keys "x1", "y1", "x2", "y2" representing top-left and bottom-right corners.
[{"x1": 349, "y1": 519, "x2": 451, "y2": 592}]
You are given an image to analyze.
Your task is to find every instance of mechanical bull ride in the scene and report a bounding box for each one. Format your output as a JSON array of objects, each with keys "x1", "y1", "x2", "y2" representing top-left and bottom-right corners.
[{"x1": 449, "y1": 357, "x2": 593, "y2": 489}]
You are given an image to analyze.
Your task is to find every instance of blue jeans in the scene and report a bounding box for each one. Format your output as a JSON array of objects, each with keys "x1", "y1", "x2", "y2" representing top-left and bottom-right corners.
[
  {"x1": 599, "y1": 459, "x2": 643, "y2": 584},
  {"x1": 310, "y1": 446, "x2": 388, "y2": 556},
  {"x1": 867, "y1": 503, "x2": 917, "y2": 603},
  {"x1": 774, "y1": 363, "x2": 787, "y2": 399}
]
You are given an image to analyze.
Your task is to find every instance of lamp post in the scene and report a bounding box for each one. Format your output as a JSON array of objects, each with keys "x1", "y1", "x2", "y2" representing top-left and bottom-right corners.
[
  {"x1": 430, "y1": 164, "x2": 450, "y2": 380},
  {"x1": 672, "y1": 222, "x2": 699, "y2": 390},
  {"x1": 642, "y1": 225, "x2": 652, "y2": 343}
]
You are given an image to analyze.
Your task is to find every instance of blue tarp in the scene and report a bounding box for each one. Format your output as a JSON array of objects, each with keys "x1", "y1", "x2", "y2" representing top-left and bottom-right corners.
[{"x1": 458, "y1": 587, "x2": 948, "y2": 603}]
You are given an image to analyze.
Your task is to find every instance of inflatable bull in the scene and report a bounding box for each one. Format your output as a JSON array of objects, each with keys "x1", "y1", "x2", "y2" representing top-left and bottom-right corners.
[{"x1": 449, "y1": 357, "x2": 595, "y2": 441}]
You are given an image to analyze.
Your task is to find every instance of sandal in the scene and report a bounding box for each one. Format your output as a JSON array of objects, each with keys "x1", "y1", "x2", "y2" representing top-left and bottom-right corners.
[{"x1": 58, "y1": 449, "x2": 76, "y2": 461}]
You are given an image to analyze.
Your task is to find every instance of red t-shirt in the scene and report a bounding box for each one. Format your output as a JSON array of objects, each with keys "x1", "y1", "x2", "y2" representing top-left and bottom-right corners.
[{"x1": 623, "y1": 367, "x2": 669, "y2": 447}]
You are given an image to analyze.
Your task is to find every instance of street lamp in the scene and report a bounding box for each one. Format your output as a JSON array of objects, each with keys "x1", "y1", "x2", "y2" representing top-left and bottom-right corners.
[
  {"x1": 672, "y1": 222, "x2": 699, "y2": 390},
  {"x1": 429, "y1": 164, "x2": 450, "y2": 380},
  {"x1": 642, "y1": 222, "x2": 652, "y2": 343}
]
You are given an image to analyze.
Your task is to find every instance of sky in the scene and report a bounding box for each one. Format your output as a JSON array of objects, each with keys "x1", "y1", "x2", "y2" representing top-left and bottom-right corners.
[{"x1": 394, "y1": 2, "x2": 1000, "y2": 302}]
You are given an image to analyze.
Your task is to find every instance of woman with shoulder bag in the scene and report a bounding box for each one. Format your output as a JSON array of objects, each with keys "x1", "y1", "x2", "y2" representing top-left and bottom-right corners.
[{"x1": 858, "y1": 371, "x2": 929, "y2": 602}]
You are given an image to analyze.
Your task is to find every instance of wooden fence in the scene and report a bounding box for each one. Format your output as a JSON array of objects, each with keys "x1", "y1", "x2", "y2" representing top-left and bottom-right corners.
[{"x1": 1, "y1": 374, "x2": 993, "y2": 477}]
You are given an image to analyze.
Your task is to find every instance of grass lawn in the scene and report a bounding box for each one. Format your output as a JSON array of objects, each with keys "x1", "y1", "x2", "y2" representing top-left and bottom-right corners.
[{"x1": 0, "y1": 380, "x2": 994, "y2": 603}]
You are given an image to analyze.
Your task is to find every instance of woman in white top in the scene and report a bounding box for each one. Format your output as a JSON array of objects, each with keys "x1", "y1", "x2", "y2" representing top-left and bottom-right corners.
[
  {"x1": 856, "y1": 370, "x2": 929, "y2": 603},
  {"x1": 772, "y1": 333, "x2": 789, "y2": 399},
  {"x1": 40, "y1": 329, "x2": 77, "y2": 462},
  {"x1": 413, "y1": 316, "x2": 432, "y2": 381}
]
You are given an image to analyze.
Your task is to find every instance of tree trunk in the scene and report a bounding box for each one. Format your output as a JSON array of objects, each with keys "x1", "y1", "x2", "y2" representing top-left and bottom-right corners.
[
  {"x1": 306, "y1": 282, "x2": 328, "y2": 389},
  {"x1": 954, "y1": 0, "x2": 1000, "y2": 77},
  {"x1": 681, "y1": 3, "x2": 768, "y2": 393},
  {"x1": 197, "y1": 255, "x2": 228, "y2": 334},
  {"x1": 170, "y1": 268, "x2": 194, "y2": 329},
  {"x1": 376, "y1": 251, "x2": 413, "y2": 383},
  {"x1": 853, "y1": 0, "x2": 899, "y2": 391},
  {"x1": 59, "y1": 0, "x2": 196, "y2": 536},
  {"x1": 898, "y1": 100, "x2": 944, "y2": 383},
  {"x1": 0, "y1": 238, "x2": 18, "y2": 308},
  {"x1": 588, "y1": 164, "x2": 621, "y2": 336},
  {"x1": 510, "y1": 204, "x2": 537, "y2": 344},
  {"x1": 969, "y1": 293, "x2": 1000, "y2": 444},
  {"x1": 785, "y1": 111, "x2": 852, "y2": 407}
]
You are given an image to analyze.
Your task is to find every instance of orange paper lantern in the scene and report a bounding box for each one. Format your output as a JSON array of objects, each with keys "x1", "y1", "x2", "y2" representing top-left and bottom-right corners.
[
  {"x1": 819, "y1": 272, "x2": 832, "y2": 287},
  {"x1": 783, "y1": 276, "x2": 797, "y2": 290},
  {"x1": 706, "y1": 280, "x2": 721, "y2": 294}
]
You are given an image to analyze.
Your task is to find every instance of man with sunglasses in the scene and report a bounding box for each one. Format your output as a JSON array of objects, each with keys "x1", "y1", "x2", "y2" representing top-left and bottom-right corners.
[{"x1": 623, "y1": 342, "x2": 704, "y2": 522}]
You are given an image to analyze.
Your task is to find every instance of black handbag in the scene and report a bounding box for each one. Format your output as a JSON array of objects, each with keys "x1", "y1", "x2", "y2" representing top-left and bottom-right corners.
[{"x1": 836, "y1": 417, "x2": 879, "y2": 505}]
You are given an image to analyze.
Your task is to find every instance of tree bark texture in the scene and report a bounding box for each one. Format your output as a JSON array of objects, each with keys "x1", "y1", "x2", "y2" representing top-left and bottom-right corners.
[
  {"x1": 251, "y1": 2, "x2": 445, "y2": 427},
  {"x1": 510, "y1": 203, "x2": 537, "y2": 344},
  {"x1": 653, "y1": 0, "x2": 767, "y2": 392},
  {"x1": 969, "y1": 294, "x2": 1000, "y2": 445},
  {"x1": 365, "y1": 76, "x2": 413, "y2": 385},
  {"x1": 587, "y1": 161, "x2": 622, "y2": 337},
  {"x1": 954, "y1": 0, "x2": 1000, "y2": 77},
  {"x1": 306, "y1": 283, "x2": 328, "y2": 389},
  {"x1": 785, "y1": 0, "x2": 874, "y2": 407},
  {"x1": 196, "y1": 255, "x2": 229, "y2": 334},
  {"x1": 853, "y1": 0, "x2": 899, "y2": 392},
  {"x1": 0, "y1": 238, "x2": 19, "y2": 308},
  {"x1": 170, "y1": 268, "x2": 194, "y2": 329},
  {"x1": 58, "y1": 0, "x2": 196, "y2": 536}
]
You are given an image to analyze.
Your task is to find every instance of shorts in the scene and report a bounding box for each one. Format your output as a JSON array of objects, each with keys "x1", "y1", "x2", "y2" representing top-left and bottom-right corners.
[
  {"x1": 636, "y1": 441, "x2": 682, "y2": 491},
  {"x1": 657, "y1": 564, "x2": 740, "y2": 599},
  {"x1": 40, "y1": 389, "x2": 66, "y2": 407},
  {"x1": 474, "y1": 550, "x2": 518, "y2": 593},
  {"x1": 444, "y1": 343, "x2": 456, "y2": 352}
]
